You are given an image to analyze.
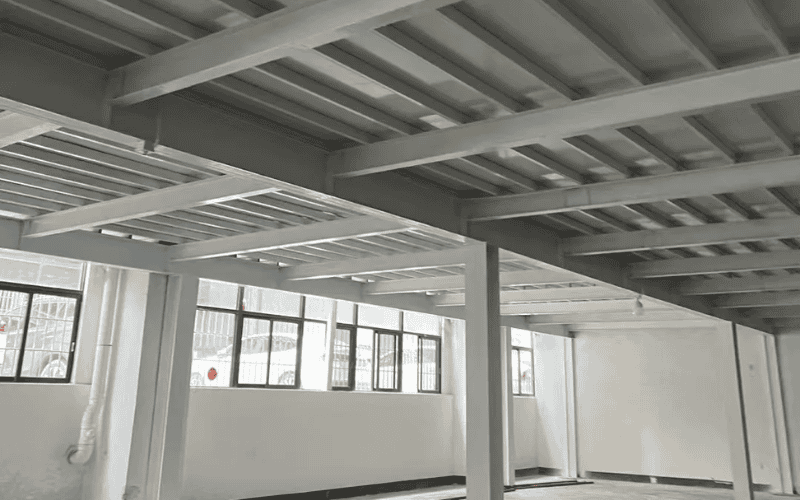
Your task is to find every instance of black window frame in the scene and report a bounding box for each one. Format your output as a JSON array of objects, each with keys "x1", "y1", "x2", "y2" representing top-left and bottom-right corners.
[
  {"x1": 0, "y1": 281, "x2": 83, "y2": 384},
  {"x1": 415, "y1": 334, "x2": 442, "y2": 394},
  {"x1": 511, "y1": 345, "x2": 535, "y2": 397},
  {"x1": 330, "y1": 325, "x2": 356, "y2": 391},
  {"x1": 372, "y1": 329, "x2": 402, "y2": 392}
]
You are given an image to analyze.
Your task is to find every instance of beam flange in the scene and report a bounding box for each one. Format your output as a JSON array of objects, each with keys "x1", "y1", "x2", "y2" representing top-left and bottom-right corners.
[
  {"x1": 564, "y1": 217, "x2": 800, "y2": 256},
  {"x1": 463, "y1": 156, "x2": 800, "y2": 221},
  {"x1": 631, "y1": 250, "x2": 800, "y2": 278},
  {"x1": 328, "y1": 53, "x2": 800, "y2": 177},
  {"x1": 24, "y1": 175, "x2": 280, "y2": 237},
  {"x1": 110, "y1": 0, "x2": 456, "y2": 105},
  {"x1": 363, "y1": 269, "x2": 579, "y2": 294},
  {"x1": 168, "y1": 215, "x2": 407, "y2": 261}
]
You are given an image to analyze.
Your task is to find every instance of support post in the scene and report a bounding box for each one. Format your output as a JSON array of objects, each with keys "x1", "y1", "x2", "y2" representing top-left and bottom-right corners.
[
  {"x1": 563, "y1": 337, "x2": 578, "y2": 478},
  {"x1": 464, "y1": 243, "x2": 504, "y2": 500},
  {"x1": 125, "y1": 273, "x2": 199, "y2": 500},
  {"x1": 500, "y1": 326, "x2": 516, "y2": 486},
  {"x1": 765, "y1": 334, "x2": 794, "y2": 494},
  {"x1": 325, "y1": 299, "x2": 338, "y2": 391},
  {"x1": 720, "y1": 322, "x2": 755, "y2": 500}
]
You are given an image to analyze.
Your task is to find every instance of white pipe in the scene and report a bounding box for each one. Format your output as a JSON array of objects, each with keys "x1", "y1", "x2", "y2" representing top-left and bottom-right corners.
[{"x1": 68, "y1": 267, "x2": 121, "y2": 465}]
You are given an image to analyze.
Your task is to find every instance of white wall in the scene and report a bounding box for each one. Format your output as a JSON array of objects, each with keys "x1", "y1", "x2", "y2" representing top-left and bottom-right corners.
[
  {"x1": 0, "y1": 384, "x2": 89, "y2": 500},
  {"x1": 776, "y1": 332, "x2": 800, "y2": 494},
  {"x1": 573, "y1": 327, "x2": 781, "y2": 486},
  {"x1": 534, "y1": 333, "x2": 567, "y2": 471},
  {"x1": 182, "y1": 390, "x2": 454, "y2": 500},
  {"x1": 513, "y1": 397, "x2": 538, "y2": 469}
]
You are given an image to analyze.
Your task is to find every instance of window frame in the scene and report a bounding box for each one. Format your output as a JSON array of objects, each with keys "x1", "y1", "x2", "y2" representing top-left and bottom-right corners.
[
  {"x1": 511, "y1": 345, "x2": 535, "y2": 397},
  {"x1": 330, "y1": 325, "x2": 356, "y2": 391},
  {"x1": 0, "y1": 281, "x2": 83, "y2": 384},
  {"x1": 415, "y1": 333, "x2": 442, "y2": 394},
  {"x1": 372, "y1": 329, "x2": 402, "y2": 392}
]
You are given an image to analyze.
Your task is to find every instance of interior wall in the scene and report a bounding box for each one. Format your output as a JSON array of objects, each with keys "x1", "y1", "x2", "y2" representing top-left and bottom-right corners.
[
  {"x1": 534, "y1": 333, "x2": 567, "y2": 471},
  {"x1": 0, "y1": 384, "x2": 89, "y2": 500},
  {"x1": 513, "y1": 396, "x2": 538, "y2": 469},
  {"x1": 182, "y1": 390, "x2": 454, "y2": 500},
  {"x1": 776, "y1": 332, "x2": 800, "y2": 494},
  {"x1": 573, "y1": 327, "x2": 780, "y2": 484}
]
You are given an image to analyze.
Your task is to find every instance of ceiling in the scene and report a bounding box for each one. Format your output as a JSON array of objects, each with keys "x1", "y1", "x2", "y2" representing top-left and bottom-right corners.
[{"x1": 2, "y1": 0, "x2": 800, "y2": 333}]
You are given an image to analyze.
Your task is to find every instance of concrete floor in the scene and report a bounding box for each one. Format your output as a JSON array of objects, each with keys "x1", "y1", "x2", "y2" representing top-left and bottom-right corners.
[{"x1": 356, "y1": 480, "x2": 798, "y2": 500}]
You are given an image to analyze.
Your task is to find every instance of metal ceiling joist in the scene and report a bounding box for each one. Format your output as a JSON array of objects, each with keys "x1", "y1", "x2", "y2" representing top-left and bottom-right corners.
[
  {"x1": 110, "y1": 0, "x2": 457, "y2": 105},
  {"x1": 24, "y1": 175, "x2": 280, "y2": 237},
  {"x1": 168, "y1": 215, "x2": 408, "y2": 261},
  {"x1": 363, "y1": 268, "x2": 578, "y2": 294},
  {"x1": 501, "y1": 299, "x2": 668, "y2": 315},
  {"x1": 462, "y1": 156, "x2": 800, "y2": 221},
  {"x1": 681, "y1": 275, "x2": 800, "y2": 295},
  {"x1": 0, "y1": 111, "x2": 59, "y2": 148},
  {"x1": 280, "y1": 246, "x2": 477, "y2": 281},
  {"x1": 432, "y1": 286, "x2": 631, "y2": 306},
  {"x1": 568, "y1": 320, "x2": 718, "y2": 331},
  {"x1": 715, "y1": 291, "x2": 800, "y2": 309},
  {"x1": 328, "y1": 53, "x2": 800, "y2": 177},
  {"x1": 564, "y1": 217, "x2": 800, "y2": 256},
  {"x1": 631, "y1": 250, "x2": 800, "y2": 278},
  {"x1": 744, "y1": 306, "x2": 800, "y2": 319},
  {"x1": 526, "y1": 311, "x2": 704, "y2": 325}
]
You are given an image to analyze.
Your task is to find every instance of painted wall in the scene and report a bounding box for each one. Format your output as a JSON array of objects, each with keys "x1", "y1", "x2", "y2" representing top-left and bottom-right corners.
[
  {"x1": 573, "y1": 327, "x2": 780, "y2": 485},
  {"x1": 513, "y1": 396, "x2": 538, "y2": 469},
  {"x1": 182, "y1": 390, "x2": 454, "y2": 500},
  {"x1": 534, "y1": 333, "x2": 567, "y2": 471},
  {"x1": 0, "y1": 384, "x2": 88, "y2": 500},
  {"x1": 776, "y1": 332, "x2": 800, "y2": 494}
]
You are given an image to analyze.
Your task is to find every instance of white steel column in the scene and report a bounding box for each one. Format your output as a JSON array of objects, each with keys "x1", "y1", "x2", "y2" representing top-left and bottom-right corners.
[
  {"x1": 464, "y1": 243, "x2": 504, "y2": 500},
  {"x1": 500, "y1": 326, "x2": 516, "y2": 486},
  {"x1": 563, "y1": 337, "x2": 578, "y2": 478},
  {"x1": 325, "y1": 300, "x2": 339, "y2": 391},
  {"x1": 765, "y1": 334, "x2": 794, "y2": 494},
  {"x1": 125, "y1": 273, "x2": 199, "y2": 500},
  {"x1": 720, "y1": 322, "x2": 755, "y2": 500}
]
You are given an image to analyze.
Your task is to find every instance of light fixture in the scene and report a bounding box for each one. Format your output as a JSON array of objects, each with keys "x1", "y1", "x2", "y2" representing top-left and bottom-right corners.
[{"x1": 632, "y1": 294, "x2": 644, "y2": 316}]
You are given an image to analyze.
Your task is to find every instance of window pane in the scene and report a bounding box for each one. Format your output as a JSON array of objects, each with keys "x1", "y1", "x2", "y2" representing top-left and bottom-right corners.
[
  {"x1": 0, "y1": 290, "x2": 28, "y2": 377},
  {"x1": 520, "y1": 349, "x2": 534, "y2": 396},
  {"x1": 243, "y1": 286, "x2": 302, "y2": 317},
  {"x1": 304, "y1": 296, "x2": 333, "y2": 321},
  {"x1": 191, "y1": 310, "x2": 235, "y2": 387},
  {"x1": 511, "y1": 349, "x2": 520, "y2": 395},
  {"x1": 401, "y1": 334, "x2": 418, "y2": 393},
  {"x1": 0, "y1": 249, "x2": 84, "y2": 290},
  {"x1": 355, "y1": 328, "x2": 373, "y2": 391},
  {"x1": 300, "y1": 321, "x2": 327, "y2": 390},
  {"x1": 336, "y1": 300, "x2": 355, "y2": 325},
  {"x1": 238, "y1": 318, "x2": 271, "y2": 385},
  {"x1": 332, "y1": 328, "x2": 352, "y2": 388},
  {"x1": 375, "y1": 333, "x2": 398, "y2": 390},
  {"x1": 358, "y1": 304, "x2": 400, "y2": 330},
  {"x1": 511, "y1": 328, "x2": 532, "y2": 348},
  {"x1": 268, "y1": 321, "x2": 298, "y2": 386},
  {"x1": 21, "y1": 294, "x2": 77, "y2": 379},
  {"x1": 420, "y1": 338, "x2": 439, "y2": 392},
  {"x1": 403, "y1": 311, "x2": 439, "y2": 335},
  {"x1": 197, "y1": 279, "x2": 238, "y2": 309}
]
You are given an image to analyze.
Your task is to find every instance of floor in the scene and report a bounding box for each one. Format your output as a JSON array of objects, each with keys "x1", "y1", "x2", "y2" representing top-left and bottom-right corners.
[{"x1": 355, "y1": 479, "x2": 797, "y2": 500}]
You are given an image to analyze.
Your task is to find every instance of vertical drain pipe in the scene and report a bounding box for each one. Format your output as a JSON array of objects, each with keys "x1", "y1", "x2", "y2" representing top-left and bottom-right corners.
[{"x1": 68, "y1": 266, "x2": 121, "y2": 465}]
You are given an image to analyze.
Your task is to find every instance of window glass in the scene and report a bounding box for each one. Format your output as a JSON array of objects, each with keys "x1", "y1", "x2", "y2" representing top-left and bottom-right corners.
[
  {"x1": 243, "y1": 286, "x2": 302, "y2": 317},
  {"x1": 511, "y1": 349, "x2": 520, "y2": 394},
  {"x1": 403, "y1": 311, "x2": 439, "y2": 335},
  {"x1": 238, "y1": 318, "x2": 271, "y2": 385},
  {"x1": 511, "y1": 328, "x2": 532, "y2": 348},
  {"x1": 358, "y1": 304, "x2": 400, "y2": 330},
  {"x1": 268, "y1": 321, "x2": 299, "y2": 386},
  {"x1": 336, "y1": 300, "x2": 355, "y2": 325},
  {"x1": 197, "y1": 279, "x2": 238, "y2": 310},
  {"x1": 20, "y1": 294, "x2": 77, "y2": 379},
  {"x1": 375, "y1": 332, "x2": 398, "y2": 390},
  {"x1": 0, "y1": 290, "x2": 29, "y2": 377},
  {"x1": 0, "y1": 249, "x2": 84, "y2": 290},
  {"x1": 401, "y1": 333, "x2": 418, "y2": 393},
  {"x1": 304, "y1": 296, "x2": 333, "y2": 321},
  {"x1": 420, "y1": 338, "x2": 439, "y2": 392},
  {"x1": 519, "y1": 349, "x2": 534, "y2": 395},
  {"x1": 191, "y1": 310, "x2": 235, "y2": 387},
  {"x1": 331, "y1": 328, "x2": 352, "y2": 388},
  {"x1": 355, "y1": 328, "x2": 373, "y2": 391},
  {"x1": 300, "y1": 321, "x2": 327, "y2": 390}
]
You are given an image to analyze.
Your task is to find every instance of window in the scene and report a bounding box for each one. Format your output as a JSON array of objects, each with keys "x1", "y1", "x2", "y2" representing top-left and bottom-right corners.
[
  {"x1": 190, "y1": 280, "x2": 444, "y2": 394},
  {"x1": 511, "y1": 328, "x2": 534, "y2": 396}
]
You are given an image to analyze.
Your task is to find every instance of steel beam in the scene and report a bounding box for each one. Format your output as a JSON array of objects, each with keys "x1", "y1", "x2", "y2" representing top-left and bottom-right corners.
[
  {"x1": 527, "y1": 310, "x2": 704, "y2": 325},
  {"x1": 682, "y1": 275, "x2": 800, "y2": 295},
  {"x1": 0, "y1": 111, "x2": 59, "y2": 148},
  {"x1": 716, "y1": 291, "x2": 800, "y2": 309},
  {"x1": 631, "y1": 250, "x2": 800, "y2": 278},
  {"x1": 363, "y1": 269, "x2": 579, "y2": 294},
  {"x1": 433, "y1": 286, "x2": 631, "y2": 306}
]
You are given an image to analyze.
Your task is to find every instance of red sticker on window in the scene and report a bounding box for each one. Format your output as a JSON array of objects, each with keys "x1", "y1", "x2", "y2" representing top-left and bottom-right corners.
[{"x1": 207, "y1": 367, "x2": 217, "y2": 381}]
